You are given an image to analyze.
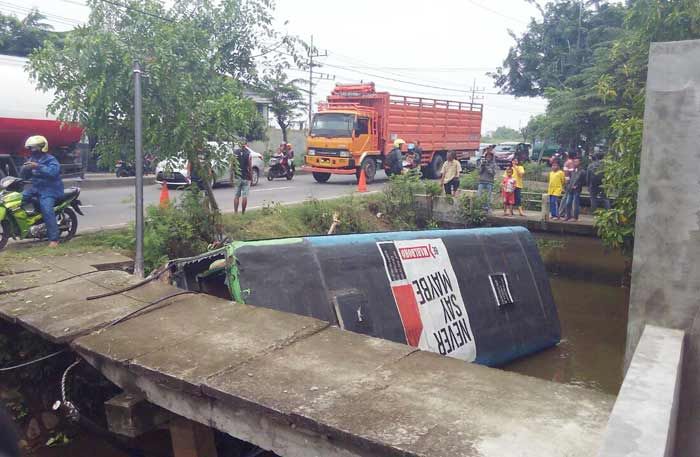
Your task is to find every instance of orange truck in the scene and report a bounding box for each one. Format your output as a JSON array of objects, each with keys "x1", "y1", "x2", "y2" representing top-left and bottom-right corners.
[{"x1": 304, "y1": 83, "x2": 483, "y2": 183}]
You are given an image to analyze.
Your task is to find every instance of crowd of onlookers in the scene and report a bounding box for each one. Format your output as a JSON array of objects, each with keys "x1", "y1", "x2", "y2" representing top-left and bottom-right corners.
[{"x1": 465, "y1": 145, "x2": 610, "y2": 221}]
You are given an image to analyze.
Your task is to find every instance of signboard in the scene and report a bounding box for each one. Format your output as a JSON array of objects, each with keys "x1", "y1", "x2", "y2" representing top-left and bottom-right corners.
[
  {"x1": 377, "y1": 239, "x2": 477, "y2": 362},
  {"x1": 489, "y1": 273, "x2": 514, "y2": 307}
]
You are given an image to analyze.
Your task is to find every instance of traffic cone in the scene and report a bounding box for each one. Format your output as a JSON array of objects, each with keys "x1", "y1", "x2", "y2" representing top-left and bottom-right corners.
[
  {"x1": 357, "y1": 169, "x2": 367, "y2": 193},
  {"x1": 159, "y1": 181, "x2": 170, "y2": 207}
]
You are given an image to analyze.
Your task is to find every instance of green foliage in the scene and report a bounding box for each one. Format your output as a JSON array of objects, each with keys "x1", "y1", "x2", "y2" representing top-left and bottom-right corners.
[
  {"x1": 524, "y1": 161, "x2": 548, "y2": 182},
  {"x1": 0, "y1": 10, "x2": 65, "y2": 57},
  {"x1": 594, "y1": 117, "x2": 642, "y2": 254},
  {"x1": 378, "y1": 169, "x2": 429, "y2": 229},
  {"x1": 458, "y1": 193, "x2": 488, "y2": 227},
  {"x1": 491, "y1": 1, "x2": 626, "y2": 98},
  {"x1": 500, "y1": 1, "x2": 700, "y2": 252},
  {"x1": 298, "y1": 197, "x2": 368, "y2": 234},
  {"x1": 459, "y1": 170, "x2": 479, "y2": 190},
  {"x1": 46, "y1": 432, "x2": 70, "y2": 447},
  {"x1": 143, "y1": 187, "x2": 218, "y2": 272},
  {"x1": 28, "y1": 0, "x2": 285, "y2": 211},
  {"x1": 481, "y1": 126, "x2": 523, "y2": 144},
  {"x1": 259, "y1": 66, "x2": 307, "y2": 142}
]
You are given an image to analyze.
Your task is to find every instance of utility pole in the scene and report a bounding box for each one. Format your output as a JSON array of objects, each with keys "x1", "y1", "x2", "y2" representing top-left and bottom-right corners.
[
  {"x1": 307, "y1": 35, "x2": 331, "y2": 129},
  {"x1": 133, "y1": 60, "x2": 144, "y2": 278},
  {"x1": 469, "y1": 79, "x2": 484, "y2": 105},
  {"x1": 577, "y1": 0, "x2": 583, "y2": 52}
]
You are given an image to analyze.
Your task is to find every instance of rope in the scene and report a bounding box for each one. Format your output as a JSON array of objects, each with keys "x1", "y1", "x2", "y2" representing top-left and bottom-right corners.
[
  {"x1": 56, "y1": 359, "x2": 81, "y2": 422},
  {"x1": 0, "y1": 349, "x2": 67, "y2": 372},
  {"x1": 100, "y1": 290, "x2": 196, "y2": 330}
]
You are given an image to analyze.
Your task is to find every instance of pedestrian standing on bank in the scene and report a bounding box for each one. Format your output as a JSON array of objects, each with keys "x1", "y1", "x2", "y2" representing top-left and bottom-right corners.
[
  {"x1": 547, "y1": 160, "x2": 566, "y2": 220},
  {"x1": 477, "y1": 148, "x2": 497, "y2": 210},
  {"x1": 501, "y1": 167, "x2": 516, "y2": 216},
  {"x1": 505, "y1": 157, "x2": 525, "y2": 216},
  {"x1": 587, "y1": 151, "x2": 610, "y2": 213},
  {"x1": 558, "y1": 151, "x2": 574, "y2": 218},
  {"x1": 233, "y1": 141, "x2": 252, "y2": 214},
  {"x1": 564, "y1": 157, "x2": 586, "y2": 221},
  {"x1": 440, "y1": 150, "x2": 462, "y2": 195}
]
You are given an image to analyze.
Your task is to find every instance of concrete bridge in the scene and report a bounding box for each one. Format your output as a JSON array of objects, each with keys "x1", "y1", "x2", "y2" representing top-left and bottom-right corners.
[{"x1": 0, "y1": 252, "x2": 617, "y2": 457}]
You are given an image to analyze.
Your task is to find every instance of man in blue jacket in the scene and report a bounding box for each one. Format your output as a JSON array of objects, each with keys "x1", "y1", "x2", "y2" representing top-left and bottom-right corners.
[{"x1": 21, "y1": 135, "x2": 63, "y2": 247}]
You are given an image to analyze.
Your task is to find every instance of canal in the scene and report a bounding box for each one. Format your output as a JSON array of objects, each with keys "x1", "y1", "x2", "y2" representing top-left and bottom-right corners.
[
  {"x1": 504, "y1": 233, "x2": 629, "y2": 395},
  {"x1": 29, "y1": 232, "x2": 629, "y2": 456}
]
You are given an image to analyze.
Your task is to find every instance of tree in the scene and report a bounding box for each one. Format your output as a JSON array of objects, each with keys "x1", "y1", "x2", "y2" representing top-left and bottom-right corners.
[
  {"x1": 481, "y1": 126, "x2": 522, "y2": 143},
  {"x1": 0, "y1": 10, "x2": 65, "y2": 57},
  {"x1": 260, "y1": 67, "x2": 306, "y2": 142},
  {"x1": 28, "y1": 0, "x2": 294, "y2": 216}
]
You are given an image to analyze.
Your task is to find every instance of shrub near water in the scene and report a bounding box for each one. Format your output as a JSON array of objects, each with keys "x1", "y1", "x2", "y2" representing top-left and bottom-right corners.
[{"x1": 143, "y1": 187, "x2": 218, "y2": 271}]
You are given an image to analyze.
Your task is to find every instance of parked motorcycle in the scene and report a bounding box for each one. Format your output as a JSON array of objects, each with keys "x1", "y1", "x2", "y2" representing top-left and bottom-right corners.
[
  {"x1": 115, "y1": 154, "x2": 155, "y2": 177},
  {"x1": 0, "y1": 176, "x2": 83, "y2": 250},
  {"x1": 266, "y1": 154, "x2": 294, "y2": 181}
]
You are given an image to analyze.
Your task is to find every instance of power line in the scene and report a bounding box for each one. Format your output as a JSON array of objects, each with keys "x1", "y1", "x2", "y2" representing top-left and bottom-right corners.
[
  {"x1": 465, "y1": 0, "x2": 530, "y2": 25},
  {"x1": 0, "y1": 1, "x2": 83, "y2": 27}
]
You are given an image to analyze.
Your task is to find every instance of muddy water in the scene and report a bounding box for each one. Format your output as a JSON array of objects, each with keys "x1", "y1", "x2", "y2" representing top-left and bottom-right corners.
[{"x1": 503, "y1": 234, "x2": 630, "y2": 396}]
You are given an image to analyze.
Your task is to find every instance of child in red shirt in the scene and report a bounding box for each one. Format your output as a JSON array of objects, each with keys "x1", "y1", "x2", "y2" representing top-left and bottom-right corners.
[{"x1": 501, "y1": 167, "x2": 516, "y2": 216}]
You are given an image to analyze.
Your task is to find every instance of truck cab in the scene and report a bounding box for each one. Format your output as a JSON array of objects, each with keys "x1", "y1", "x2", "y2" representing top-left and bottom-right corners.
[{"x1": 305, "y1": 109, "x2": 379, "y2": 183}]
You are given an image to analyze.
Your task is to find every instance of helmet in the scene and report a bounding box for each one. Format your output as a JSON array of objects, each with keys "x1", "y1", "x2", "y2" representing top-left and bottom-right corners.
[
  {"x1": 393, "y1": 138, "x2": 406, "y2": 148},
  {"x1": 25, "y1": 135, "x2": 49, "y2": 153}
]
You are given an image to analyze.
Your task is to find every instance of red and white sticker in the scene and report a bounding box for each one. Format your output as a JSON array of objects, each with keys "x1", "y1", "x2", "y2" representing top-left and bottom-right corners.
[{"x1": 377, "y1": 239, "x2": 476, "y2": 362}]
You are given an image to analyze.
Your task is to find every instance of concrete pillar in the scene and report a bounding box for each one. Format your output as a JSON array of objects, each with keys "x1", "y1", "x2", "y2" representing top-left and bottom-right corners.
[
  {"x1": 170, "y1": 417, "x2": 218, "y2": 457},
  {"x1": 541, "y1": 193, "x2": 549, "y2": 221},
  {"x1": 627, "y1": 39, "x2": 700, "y2": 456}
]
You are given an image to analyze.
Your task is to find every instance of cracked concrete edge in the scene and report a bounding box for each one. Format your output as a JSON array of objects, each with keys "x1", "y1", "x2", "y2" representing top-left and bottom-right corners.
[{"x1": 78, "y1": 351, "x2": 380, "y2": 457}]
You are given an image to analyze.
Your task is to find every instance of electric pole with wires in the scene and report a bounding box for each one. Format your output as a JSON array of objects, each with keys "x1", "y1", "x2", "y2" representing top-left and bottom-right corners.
[
  {"x1": 307, "y1": 35, "x2": 333, "y2": 129},
  {"x1": 469, "y1": 78, "x2": 484, "y2": 105}
]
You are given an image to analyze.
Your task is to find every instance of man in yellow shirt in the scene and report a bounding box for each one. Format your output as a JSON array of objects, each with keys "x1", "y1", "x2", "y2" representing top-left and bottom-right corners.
[
  {"x1": 547, "y1": 160, "x2": 566, "y2": 220},
  {"x1": 440, "y1": 150, "x2": 462, "y2": 195},
  {"x1": 503, "y1": 158, "x2": 525, "y2": 216}
]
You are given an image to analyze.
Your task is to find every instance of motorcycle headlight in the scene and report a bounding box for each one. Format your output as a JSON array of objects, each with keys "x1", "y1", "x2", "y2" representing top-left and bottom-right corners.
[
  {"x1": 307, "y1": 149, "x2": 316, "y2": 156},
  {"x1": 339, "y1": 150, "x2": 350, "y2": 158}
]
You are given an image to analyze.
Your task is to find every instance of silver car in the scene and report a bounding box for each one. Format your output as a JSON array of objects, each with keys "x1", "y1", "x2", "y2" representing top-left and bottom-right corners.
[{"x1": 155, "y1": 143, "x2": 264, "y2": 187}]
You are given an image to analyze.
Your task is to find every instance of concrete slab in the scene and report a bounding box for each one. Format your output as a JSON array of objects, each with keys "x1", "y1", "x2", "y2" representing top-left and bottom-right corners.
[
  {"x1": 204, "y1": 329, "x2": 613, "y2": 457},
  {"x1": 76, "y1": 297, "x2": 329, "y2": 394},
  {"x1": 0, "y1": 270, "x2": 144, "y2": 343},
  {"x1": 628, "y1": 39, "x2": 700, "y2": 455},
  {"x1": 0, "y1": 267, "x2": 81, "y2": 294},
  {"x1": 44, "y1": 251, "x2": 133, "y2": 275},
  {"x1": 203, "y1": 327, "x2": 416, "y2": 419},
  {"x1": 599, "y1": 325, "x2": 684, "y2": 457}
]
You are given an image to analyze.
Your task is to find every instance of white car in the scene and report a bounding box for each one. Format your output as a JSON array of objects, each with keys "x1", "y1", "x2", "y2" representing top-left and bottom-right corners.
[{"x1": 155, "y1": 143, "x2": 264, "y2": 187}]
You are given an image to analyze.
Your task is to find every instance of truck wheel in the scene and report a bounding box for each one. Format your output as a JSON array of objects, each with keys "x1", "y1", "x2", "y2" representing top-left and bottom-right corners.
[
  {"x1": 312, "y1": 172, "x2": 331, "y2": 183},
  {"x1": 429, "y1": 153, "x2": 445, "y2": 179},
  {"x1": 358, "y1": 158, "x2": 376, "y2": 184}
]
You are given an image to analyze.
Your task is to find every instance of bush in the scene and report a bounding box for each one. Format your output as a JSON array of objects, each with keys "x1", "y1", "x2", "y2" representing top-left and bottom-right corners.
[
  {"x1": 459, "y1": 170, "x2": 479, "y2": 190},
  {"x1": 378, "y1": 169, "x2": 427, "y2": 229},
  {"x1": 524, "y1": 161, "x2": 549, "y2": 182},
  {"x1": 298, "y1": 197, "x2": 368, "y2": 234},
  {"x1": 143, "y1": 186, "x2": 218, "y2": 272},
  {"x1": 458, "y1": 193, "x2": 489, "y2": 227}
]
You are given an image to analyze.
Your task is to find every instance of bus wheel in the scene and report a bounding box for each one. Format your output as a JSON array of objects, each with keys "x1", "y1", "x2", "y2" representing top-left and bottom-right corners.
[
  {"x1": 312, "y1": 172, "x2": 331, "y2": 183},
  {"x1": 357, "y1": 158, "x2": 376, "y2": 184}
]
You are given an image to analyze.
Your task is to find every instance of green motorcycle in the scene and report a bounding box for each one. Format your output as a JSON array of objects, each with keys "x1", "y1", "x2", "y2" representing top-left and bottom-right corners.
[{"x1": 0, "y1": 176, "x2": 83, "y2": 250}]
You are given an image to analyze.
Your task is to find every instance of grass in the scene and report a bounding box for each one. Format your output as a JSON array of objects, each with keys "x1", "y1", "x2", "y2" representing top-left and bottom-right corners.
[
  {"x1": 2, "y1": 229, "x2": 133, "y2": 263},
  {"x1": 3, "y1": 196, "x2": 390, "y2": 262}
]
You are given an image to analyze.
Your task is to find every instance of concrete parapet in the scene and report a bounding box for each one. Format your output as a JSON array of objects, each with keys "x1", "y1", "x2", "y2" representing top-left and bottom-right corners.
[{"x1": 598, "y1": 325, "x2": 684, "y2": 457}]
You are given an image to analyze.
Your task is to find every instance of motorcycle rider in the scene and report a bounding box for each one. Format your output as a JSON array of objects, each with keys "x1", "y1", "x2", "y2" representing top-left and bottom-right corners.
[
  {"x1": 20, "y1": 135, "x2": 63, "y2": 247},
  {"x1": 386, "y1": 138, "x2": 405, "y2": 175}
]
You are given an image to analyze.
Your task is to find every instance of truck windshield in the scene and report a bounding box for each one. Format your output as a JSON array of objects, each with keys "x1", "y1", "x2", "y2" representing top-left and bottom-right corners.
[{"x1": 310, "y1": 113, "x2": 354, "y2": 138}]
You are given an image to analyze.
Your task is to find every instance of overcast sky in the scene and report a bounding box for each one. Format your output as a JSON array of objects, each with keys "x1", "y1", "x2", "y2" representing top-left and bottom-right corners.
[{"x1": 3, "y1": 0, "x2": 547, "y2": 134}]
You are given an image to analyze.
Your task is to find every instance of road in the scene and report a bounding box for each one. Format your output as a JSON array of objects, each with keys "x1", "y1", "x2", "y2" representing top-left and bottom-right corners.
[{"x1": 75, "y1": 173, "x2": 388, "y2": 231}]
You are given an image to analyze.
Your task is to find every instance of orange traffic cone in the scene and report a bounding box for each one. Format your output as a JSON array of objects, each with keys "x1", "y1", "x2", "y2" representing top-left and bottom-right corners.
[
  {"x1": 357, "y1": 169, "x2": 367, "y2": 193},
  {"x1": 159, "y1": 181, "x2": 170, "y2": 207}
]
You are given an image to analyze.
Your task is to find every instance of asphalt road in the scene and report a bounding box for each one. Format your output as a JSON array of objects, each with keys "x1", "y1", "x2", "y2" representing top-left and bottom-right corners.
[{"x1": 75, "y1": 172, "x2": 388, "y2": 231}]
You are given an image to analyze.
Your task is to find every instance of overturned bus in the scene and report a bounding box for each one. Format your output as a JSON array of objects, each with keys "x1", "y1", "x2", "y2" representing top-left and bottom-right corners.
[{"x1": 167, "y1": 227, "x2": 560, "y2": 367}]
